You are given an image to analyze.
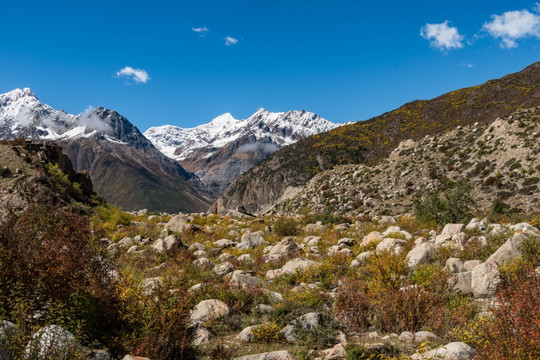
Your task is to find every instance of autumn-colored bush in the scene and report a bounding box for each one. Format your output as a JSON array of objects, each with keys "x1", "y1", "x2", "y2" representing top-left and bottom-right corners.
[
  {"x1": 334, "y1": 278, "x2": 371, "y2": 331},
  {"x1": 0, "y1": 203, "x2": 123, "y2": 356},
  {"x1": 474, "y1": 269, "x2": 540, "y2": 360}
]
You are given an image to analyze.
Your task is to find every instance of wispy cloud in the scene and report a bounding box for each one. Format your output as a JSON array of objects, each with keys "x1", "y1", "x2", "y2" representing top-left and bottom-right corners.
[
  {"x1": 460, "y1": 61, "x2": 474, "y2": 69},
  {"x1": 420, "y1": 20, "x2": 464, "y2": 51},
  {"x1": 192, "y1": 26, "x2": 209, "y2": 36},
  {"x1": 115, "y1": 66, "x2": 150, "y2": 84},
  {"x1": 482, "y1": 8, "x2": 540, "y2": 48},
  {"x1": 224, "y1": 36, "x2": 239, "y2": 46}
]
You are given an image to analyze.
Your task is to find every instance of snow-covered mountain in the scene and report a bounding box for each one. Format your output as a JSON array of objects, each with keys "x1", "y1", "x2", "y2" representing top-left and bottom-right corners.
[
  {"x1": 144, "y1": 108, "x2": 338, "y2": 161},
  {"x1": 0, "y1": 88, "x2": 212, "y2": 212},
  {"x1": 144, "y1": 108, "x2": 339, "y2": 194}
]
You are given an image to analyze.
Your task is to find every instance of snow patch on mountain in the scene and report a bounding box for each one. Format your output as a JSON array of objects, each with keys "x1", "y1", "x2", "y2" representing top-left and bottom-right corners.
[
  {"x1": 0, "y1": 88, "x2": 116, "y2": 142},
  {"x1": 144, "y1": 108, "x2": 339, "y2": 161}
]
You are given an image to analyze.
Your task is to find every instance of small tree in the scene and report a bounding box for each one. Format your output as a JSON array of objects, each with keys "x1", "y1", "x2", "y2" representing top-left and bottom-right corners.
[{"x1": 414, "y1": 179, "x2": 475, "y2": 226}]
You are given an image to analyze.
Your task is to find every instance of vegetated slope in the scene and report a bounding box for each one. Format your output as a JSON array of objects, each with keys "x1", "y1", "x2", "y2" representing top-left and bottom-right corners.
[
  {"x1": 215, "y1": 62, "x2": 540, "y2": 215},
  {"x1": 0, "y1": 89, "x2": 212, "y2": 212},
  {"x1": 144, "y1": 109, "x2": 338, "y2": 195},
  {"x1": 278, "y1": 108, "x2": 540, "y2": 217},
  {"x1": 0, "y1": 139, "x2": 96, "y2": 218}
]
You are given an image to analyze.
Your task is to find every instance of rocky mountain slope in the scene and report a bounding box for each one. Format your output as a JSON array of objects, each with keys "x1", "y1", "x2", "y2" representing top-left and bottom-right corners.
[
  {"x1": 277, "y1": 108, "x2": 540, "y2": 217},
  {"x1": 144, "y1": 109, "x2": 338, "y2": 194},
  {"x1": 214, "y1": 62, "x2": 540, "y2": 215},
  {"x1": 0, "y1": 89, "x2": 212, "y2": 212},
  {"x1": 0, "y1": 139, "x2": 96, "y2": 218}
]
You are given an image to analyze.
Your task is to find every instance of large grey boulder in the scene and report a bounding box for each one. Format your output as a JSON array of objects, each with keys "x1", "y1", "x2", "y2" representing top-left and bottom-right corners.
[
  {"x1": 213, "y1": 262, "x2": 234, "y2": 276},
  {"x1": 268, "y1": 238, "x2": 300, "y2": 258},
  {"x1": 361, "y1": 231, "x2": 383, "y2": 246},
  {"x1": 0, "y1": 321, "x2": 15, "y2": 360},
  {"x1": 265, "y1": 258, "x2": 319, "y2": 280},
  {"x1": 233, "y1": 350, "x2": 296, "y2": 360},
  {"x1": 190, "y1": 299, "x2": 230, "y2": 323},
  {"x1": 414, "y1": 331, "x2": 439, "y2": 342},
  {"x1": 266, "y1": 258, "x2": 319, "y2": 280},
  {"x1": 471, "y1": 260, "x2": 500, "y2": 298},
  {"x1": 487, "y1": 232, "x2": 536, "y2": 265},
  {"x1": 152, "y1": 235, "x2": 182, "y2": 253},
  {"x1": 406, "y1": 242, "x2": 434, "y2": 268},
  {"x1": 376, "y1": 238, "x2": 406, "y2": 255},
  {"x1": 293, "y1": 312, "x2": 322, "y2": 330},
  {"x1": 237, "y1": 325, "x2": 260, "y2": 343},
  {"x1": 214, "y1": 239, "x2": 236, "y2": 250},
  {"x1": 237, "y1": 231, "x2": 268, "y2": 249},
  {"x1": 228, "y1": 270, "x2": 263, "y2": 289},
  {"x1": 24, "y1": 325, "x2": 82, "y2": 359},
  {"x1": 411, "y1": 341, "x2": 475, "y2": 359},
  {"x1": 165, "y1": 215, "x2": 192, "y2": 233},
  {"x1": 442, "y1": 224, "x2": 464, "y2": 237}
]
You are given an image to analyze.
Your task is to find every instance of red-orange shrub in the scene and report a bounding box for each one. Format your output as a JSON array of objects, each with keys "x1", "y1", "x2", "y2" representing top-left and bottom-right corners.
[{"x1": 476, "y1": 269, "x2": 540, "y2": 360}]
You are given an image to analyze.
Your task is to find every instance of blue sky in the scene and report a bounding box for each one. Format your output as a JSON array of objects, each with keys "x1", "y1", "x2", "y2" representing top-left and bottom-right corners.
[{"x1": 1, "y1": 0, "x2": 539, "y2": 130}]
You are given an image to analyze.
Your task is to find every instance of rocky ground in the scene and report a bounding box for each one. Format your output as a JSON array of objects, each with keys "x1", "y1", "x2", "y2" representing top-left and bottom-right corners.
[
  {"x1": 7, "y1": 207, "x2": 535, "y2": 360},
  {"x1": 276, "y1": 108, "x2": 540, "y2": 218}
]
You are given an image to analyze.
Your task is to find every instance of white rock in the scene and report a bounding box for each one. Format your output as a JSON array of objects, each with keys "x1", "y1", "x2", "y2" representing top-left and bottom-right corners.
[
  {"x1": 190, "y1": 299, "x2": 230, "y2": 323},
  {"x1": 471, "y1": 260, "x2": 500, "y2": 298},
  {"x1": 411, "y1": 341, "x2": 475, "y2": 360}
]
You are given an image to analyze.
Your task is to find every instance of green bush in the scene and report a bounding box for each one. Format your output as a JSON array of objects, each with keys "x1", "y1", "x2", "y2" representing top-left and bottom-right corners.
[
  {"x1": 273, "y1": 217, "x2": 300, "y2": 236},
  {"x1": 414, "y1": 179, "x2": 475, "y2": 226}
]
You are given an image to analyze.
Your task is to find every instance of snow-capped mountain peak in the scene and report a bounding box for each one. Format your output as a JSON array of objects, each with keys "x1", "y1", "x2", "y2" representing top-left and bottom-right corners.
[
  {"x1": 144, "y1": 108, "x2": 339, "y2": 162},
  {"x1": 0, "y1": 88, "x2": 152, "y2": 148}
]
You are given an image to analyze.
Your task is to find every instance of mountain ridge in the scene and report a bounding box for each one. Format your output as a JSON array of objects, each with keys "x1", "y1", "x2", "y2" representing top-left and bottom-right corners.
[
  {"x1": 0, "y1": 89, "x2": 212, "y2": 212},
  {"x1": 145, "y1": 108, "x2": 339, "y2": 194},
  {"x1": 213, "y1": 62, "x2": 540, "y2": 215}
]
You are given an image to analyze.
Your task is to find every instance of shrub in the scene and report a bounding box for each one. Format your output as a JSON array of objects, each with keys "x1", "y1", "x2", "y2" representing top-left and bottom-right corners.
[
  {"x1": 252, "y1": 322, "x2": 283, "y2": 343},
  {"x1": 474, "y1": 269, "x2": 540, "y2": 360},
  {"x1": 414, "y1": 179, "x2": 475, "y2": 226},
  {"x1": 334, "y1": 279, "x2": 371, "y2": 331},
  {"x1": 0, "y1": 203, "x2": 123, "y2": 356},
  {"x1": 273, "y1": 217, "x2": 300, "y2": 236}
]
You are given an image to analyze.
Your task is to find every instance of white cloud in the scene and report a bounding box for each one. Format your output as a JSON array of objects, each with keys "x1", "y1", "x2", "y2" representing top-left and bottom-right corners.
[
  {"x1": 420, "y1": 20, "x2": 464, "y2": 51},
  {"x1": 115, "y1": 66, "x2": 150, "y2": 84},
  {"x1": 482, "y1": 9, "x2": 540, "y2": 48},
  {"x1": 78, "y1": 106, "x2": 112, "y2": 133},
  {"x1": 225, "y1": 36, "x2": 239, "y2": 46},
  {"x1": 192, "y1": 26, "x2": 208, "y2": 36}
]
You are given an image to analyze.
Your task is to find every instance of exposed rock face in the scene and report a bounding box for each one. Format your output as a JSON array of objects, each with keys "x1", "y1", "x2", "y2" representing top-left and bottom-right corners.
[
  {"x1": 0, "y1": 141, "x2": 96, "y2": 219},
  {"x1": 213, "y1": 63, "x2": 540, "y2": 215}
]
